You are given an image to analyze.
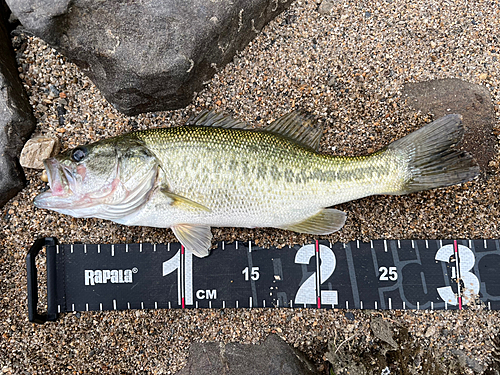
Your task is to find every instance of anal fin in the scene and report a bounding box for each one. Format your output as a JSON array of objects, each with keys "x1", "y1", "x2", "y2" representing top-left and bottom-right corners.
[
  {"x1": 280, "y1": 208, "x2": 347, "y2": 235},
  {"x1": 172, "y1": 224, "x2": 212, "y2": 258}
]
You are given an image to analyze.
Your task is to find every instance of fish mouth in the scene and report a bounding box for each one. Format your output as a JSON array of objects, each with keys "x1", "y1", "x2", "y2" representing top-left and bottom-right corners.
[{"x1": 34, "y1": 158, "x2": 80, "y2": 209}]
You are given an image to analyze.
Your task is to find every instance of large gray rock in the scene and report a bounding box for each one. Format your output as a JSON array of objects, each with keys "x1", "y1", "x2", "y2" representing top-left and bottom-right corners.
[
  {"x1": 6, "y1": 0, "x2": 292, "y2": 115},
  {"x1": 0, "y1": 15, "x2": 36, "y2": 207},
  {"x1": 175, "y1": 334, "x2": 319, "y2": 375}
]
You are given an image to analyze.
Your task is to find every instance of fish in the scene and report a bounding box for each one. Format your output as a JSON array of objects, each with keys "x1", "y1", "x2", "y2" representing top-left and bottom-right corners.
[{"x1": 34, "y1": 110, "x2": 479, "y2": 257}]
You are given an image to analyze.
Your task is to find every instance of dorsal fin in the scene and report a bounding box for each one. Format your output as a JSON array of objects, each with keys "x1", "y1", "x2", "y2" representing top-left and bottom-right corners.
[
  {"x1": 186, "y1": 109, "x2": 324, "y2": 151},
  {"x1": 266, "y1": 110, "x2": 324, "y2": 151},
  {"x1": 186, "y1": 110, "x2": 250, "y2": 129}
]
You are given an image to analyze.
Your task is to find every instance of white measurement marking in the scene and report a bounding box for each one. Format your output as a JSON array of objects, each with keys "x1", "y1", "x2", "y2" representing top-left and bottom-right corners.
[
  {"x1": 84, "y1": 244, "x2": 87, "y2": 253},
  {"x1": 445, "y1": 301, "x2": 448, "y2": 310},
  {"x1": 469, "y1": 240, "x2": 472, "y2": 248},
  {"x1": 168, "y1": 302, "x2": 171, "y2": 309},
  {"x1": 277, "y1": 299, "x2": 279, "y2": 307},
  {"x1": 196, "y1": 301, "x2": 198, "y2": 308},
  {"x1": 140, "y1": 243, "x2": 143, "y2": 252},
  {"x1": 209, "y1": 301, "x2": 212, "y2": 308},
  {"x1": 370, "y1": 240, "x2": 374, "y2": 248},
  {"x1": 249, "y1": 241, "x2": 252, "y2": 252},
  {"x1": 425, "y1": 240, "x2": 429, "y2": 248},
  {"x1": 56, "y1": 245, "x2": 59, "y2": 254},
  {"x1": 440, "y1": 240, "x2": 443, "y2": 248},
  {"x1": 98, "y1": 244, "x2": 101, "y2": 253},
  {"x1": 488, "y1": 302, "x2": 491, "y2": 310},
  {"x1": 375, "y1": 301, "x2": 378, "y2": 309},
  {"x1": 384, "y1": 240, "x2": 387, "y2": 252},
  {"x1": 168, "y1": 243, "x2": 170, "y2": 252},
  {"x1": 290, "y1": 300, "x2": 293, "y2": 308},
  {"x1": 360, "y1": 301, "x2": 363, "y2": 309},
  {"x1": 343, "y1": 242, "x2": 346, "y2": 248},
  {"x1": 222, "y1": 241, "x2": 225, "y2": 250},
  {"x1": 357, "y1": 240, "x2": 360, "y2": 248},
  {"x1": 403, "y1": 301, "x2": 406, "y2": 309},
  {"x1": 113, "y1": 300, "x2": 116, "y2": 310},
  {"x1": 154, "y1": 244, "x2": 157, "y2": 252},
  {"x1": 346, "y1": 301, "x2": 349, "y2": 309},
  {"x1": 411, "y1": 240, "x2": 415, "y2": 248},
  {"x1": 417, "y1": 301, "x2": 420, "y2": 310},
  {"x1": 99, "y1": 303, "x2": 102, "y2": 311},
  {"x1": 223, "y1": 300, "x2": 226, "y2": 308},
  {"x1": 249, "y1": 297, "x2": 253, "y2": 308},
  {"x1": 127, "y1": 302, "x2": 130, "y2": 309},
  {"x1": 236, "y1": 300, "x2": 239, "y2": 308},
  {"x1": 86, "y1": 303, "x2": 89, "y2": 311},
  {"x1": 72, "y1": 303, "x2": 75, "y2": 311},
  {"x1": 58, "y1": 305, "x2": 61, "y2": 313},
  {"x1": 125, "y1": 244, "x2": 128, "y2": 252},
  {"x1": 236, "y1": 241, "x2": 239, "y2": 249},
  {"x1": 141, "y1": 302, "x2": 144, "y2": 309},
  {"x1": 484, "y1": 239, "x2": 487, "y2": 248},
  {"x1": 388, "y1": 298, "x2": 392, "y2": 310},
  {"x1": 71, "y1": 244, "x2": 74, "y2": 254},
  {"x1": 398, "y1": 240, "x2": 401, "y2": 248},
  {"x1": 111, "y1": 244, "x2": 115, "y2": 257},
  {"x1": 263, "y1": 300, "x2": 266, "y2": 308},
  {"x1": 155, "y1": 302, "x2": 158, "y2": 309},
  {"x1": 431, "y1": 302, "x2": 434, "y2": 310}
]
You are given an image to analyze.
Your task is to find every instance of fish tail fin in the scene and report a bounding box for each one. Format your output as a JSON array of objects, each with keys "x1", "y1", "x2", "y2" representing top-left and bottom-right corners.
[{"x1": 388, "y1": 114, "x2": 479, "y2": 194}]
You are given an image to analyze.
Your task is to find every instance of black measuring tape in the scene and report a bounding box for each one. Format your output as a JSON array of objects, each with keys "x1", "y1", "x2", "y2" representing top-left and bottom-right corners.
[{"x1": 27, "y1": 237, "x2": 500, "y2": 323}]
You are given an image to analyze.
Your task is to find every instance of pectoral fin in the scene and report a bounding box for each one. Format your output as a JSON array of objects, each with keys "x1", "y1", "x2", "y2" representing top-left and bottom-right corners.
[
  {"x1": 172, "y1": 224, "x2": 213, "y2": 258},
  {"x1": 280, "y1": 208, "x2": 347, "y2": 235},
  {"x1": 160, "y1": 189, "x2": 211, "y2": 213}
]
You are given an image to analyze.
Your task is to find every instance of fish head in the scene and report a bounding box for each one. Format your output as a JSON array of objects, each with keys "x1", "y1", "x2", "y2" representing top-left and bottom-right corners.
[{"x1": 34, "y1": 136, "x2": 159, "y2": 219}]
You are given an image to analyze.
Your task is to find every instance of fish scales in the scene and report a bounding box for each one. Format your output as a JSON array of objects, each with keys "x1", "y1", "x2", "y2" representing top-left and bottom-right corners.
[
  {"x1": 34, "y1": 111, "x2": 479, "y2": 257},
  {"x1": 131, "y1": 125, "x2": 402, "y2": 227}
]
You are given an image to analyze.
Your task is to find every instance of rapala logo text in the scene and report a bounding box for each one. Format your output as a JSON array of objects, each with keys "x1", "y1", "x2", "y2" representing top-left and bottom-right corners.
[{"x1": 85, "y1": 268, "x2": 137, "y2": 286}]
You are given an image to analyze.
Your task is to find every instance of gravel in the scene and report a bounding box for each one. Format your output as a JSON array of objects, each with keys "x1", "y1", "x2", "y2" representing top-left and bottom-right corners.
[{"x1": 1, "y1": 0, "x2": 500, "y2": 374}]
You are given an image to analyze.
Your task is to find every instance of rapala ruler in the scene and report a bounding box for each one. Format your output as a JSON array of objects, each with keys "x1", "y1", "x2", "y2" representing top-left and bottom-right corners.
[{"x1": 27, "y1": 237, "x2": 500, "y2": 323}]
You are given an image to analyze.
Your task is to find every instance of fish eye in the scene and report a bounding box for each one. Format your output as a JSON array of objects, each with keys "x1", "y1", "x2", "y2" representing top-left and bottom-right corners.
[{"x1": 71, "y1": 147, "x2": 87, "y2": 162}]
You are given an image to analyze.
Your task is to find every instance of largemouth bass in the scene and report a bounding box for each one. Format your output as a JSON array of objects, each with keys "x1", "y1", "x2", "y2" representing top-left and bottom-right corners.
[{"x1": 34, "y1": 111, "x2": 479, "y2": 257}]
